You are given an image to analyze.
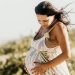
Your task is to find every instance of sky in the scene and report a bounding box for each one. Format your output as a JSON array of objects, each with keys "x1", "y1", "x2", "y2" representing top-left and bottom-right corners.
[{"x1": 0, "y1": 0, "x2": 75, "y2": 44}]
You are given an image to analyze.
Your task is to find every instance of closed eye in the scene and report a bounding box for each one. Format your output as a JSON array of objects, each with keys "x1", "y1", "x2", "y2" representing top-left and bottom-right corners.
[
  {"x1": 43, "y1": 20, "x2": 48, "y2": 22},
  {"x1": 38, "y1": 20, "x2": 48, "y2": 22}
]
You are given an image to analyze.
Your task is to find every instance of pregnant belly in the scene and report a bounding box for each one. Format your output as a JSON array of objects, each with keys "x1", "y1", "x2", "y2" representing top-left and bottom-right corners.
[
  {"x1": 25, "y1": 48, "x2": 40, "y2": 70},
  {"x1": 25, "y1": 47, "x2": 62, "y2": 75},
  {"x1": 25, "y1": 47, "x2": 50, "y2": 70}
]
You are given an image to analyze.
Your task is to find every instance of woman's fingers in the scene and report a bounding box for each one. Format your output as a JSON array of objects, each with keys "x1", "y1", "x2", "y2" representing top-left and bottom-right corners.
[
  {"x1": 32, "y1": 69, "x2": 40, "y2": 75},
  {"x1": 34, "y1": 62, "x2": 40, "y2": 65}
]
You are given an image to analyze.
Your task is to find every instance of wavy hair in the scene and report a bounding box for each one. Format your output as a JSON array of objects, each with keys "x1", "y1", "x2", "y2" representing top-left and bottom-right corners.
[{"x1": 35, "y1": 1, "x2": 70, "y2": 25}]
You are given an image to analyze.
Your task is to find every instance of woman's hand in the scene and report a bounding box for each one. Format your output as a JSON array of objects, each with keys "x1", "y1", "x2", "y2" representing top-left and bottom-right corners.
[{"x1": 31, "y1": 62, "x2": 49, "y2": 75}]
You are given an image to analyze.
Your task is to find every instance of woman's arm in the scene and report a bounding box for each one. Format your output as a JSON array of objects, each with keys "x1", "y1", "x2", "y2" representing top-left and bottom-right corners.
[{"x1": 46, "y1": 22, "x2": 71, "y2": 68}]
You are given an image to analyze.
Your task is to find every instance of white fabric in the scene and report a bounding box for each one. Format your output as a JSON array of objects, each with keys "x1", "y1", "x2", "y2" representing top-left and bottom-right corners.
[{"x1": 25, "y1": 36, "x2": 70, "y2": 75}]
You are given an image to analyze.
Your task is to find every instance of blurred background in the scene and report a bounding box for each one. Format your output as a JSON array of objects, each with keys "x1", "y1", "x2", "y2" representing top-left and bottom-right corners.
[{"x1": 0, "y1": 0, "x2": 75, "y2": 75}]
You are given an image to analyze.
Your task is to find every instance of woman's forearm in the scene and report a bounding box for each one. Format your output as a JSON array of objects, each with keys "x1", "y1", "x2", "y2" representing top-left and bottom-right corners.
[{"x1": 46, "y1": 52, "x2": 71, "y2": 68}]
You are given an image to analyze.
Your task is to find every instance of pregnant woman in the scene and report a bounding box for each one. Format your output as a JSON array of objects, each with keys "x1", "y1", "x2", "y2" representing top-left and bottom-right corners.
[{"x1": 25, "y1": 1, "x2": 71, "y2": 75}]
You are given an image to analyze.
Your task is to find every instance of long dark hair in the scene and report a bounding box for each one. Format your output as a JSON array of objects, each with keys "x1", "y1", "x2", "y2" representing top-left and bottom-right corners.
[
  {"x1": 35, "y1": 1, "x2": 70, "y2": 25},
  {"x1": 34, "y1": 1, "x2": 74, "y2": 40}
]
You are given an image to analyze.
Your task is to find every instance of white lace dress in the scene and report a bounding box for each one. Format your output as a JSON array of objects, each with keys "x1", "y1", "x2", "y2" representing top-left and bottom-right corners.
[{"x1": 25, "y1": 36, "x2": 70, "y2": 75}]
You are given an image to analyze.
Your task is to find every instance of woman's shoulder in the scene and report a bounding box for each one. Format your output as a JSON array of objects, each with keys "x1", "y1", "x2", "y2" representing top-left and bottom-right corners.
[
  {"x1": 51, "y1": 21, "x2": 68, "y2": 40},
  {"x1": 53, "y1": 22, "x2": 67, "y2": 33},
  {"x1": 56, "y1": 22, "x2": 67, "y2": 29},
  {"x1": 49, "y1": 22, "x2": 68, "y2": 37}
]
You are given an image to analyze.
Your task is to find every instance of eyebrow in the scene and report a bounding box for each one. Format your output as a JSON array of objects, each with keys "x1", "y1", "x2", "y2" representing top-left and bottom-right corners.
[
  {"x1": 38, "y1": 19, "x2": 48, "y2": 21},
  {"x1": 43, "y1": 20, "x2": 48, "y2": 21}
]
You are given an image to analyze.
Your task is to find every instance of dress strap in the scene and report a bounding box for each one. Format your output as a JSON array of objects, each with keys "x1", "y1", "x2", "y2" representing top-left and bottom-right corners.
[{"x1": 44, "y1": 19, "x2": 58, "y2": 38}]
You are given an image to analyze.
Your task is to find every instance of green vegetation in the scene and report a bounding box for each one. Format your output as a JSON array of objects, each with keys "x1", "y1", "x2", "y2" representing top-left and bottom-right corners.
[
  {"x1": 69, "y1": 28, "x2": 75, "y2": 47},
  {"x1": 0, "y1": 29, "x2": 75, "y2": 75},
  {"x1": 0, "y1": 36, "x2": 32, "y2": 75}
]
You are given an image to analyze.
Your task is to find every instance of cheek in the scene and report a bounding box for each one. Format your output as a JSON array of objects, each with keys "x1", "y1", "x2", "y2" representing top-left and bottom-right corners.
[
  {"x1": 46, "y1": 22, "x2": 50, "y2": 26},
  {"x1": 43, "y1": 22, "x2": 48, "y2": 26}
]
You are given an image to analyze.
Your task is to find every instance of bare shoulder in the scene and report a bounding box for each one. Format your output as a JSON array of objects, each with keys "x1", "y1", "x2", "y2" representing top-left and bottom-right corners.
[
  {"x1": 52, "y1": 21, "x2": 69, "y2": 44},
  {"x1": 53, "y1": 22, "x2": 68, "y2": 35},
  {"x1": 55, "y1": 22, "x2": 67, "y2": 30}
]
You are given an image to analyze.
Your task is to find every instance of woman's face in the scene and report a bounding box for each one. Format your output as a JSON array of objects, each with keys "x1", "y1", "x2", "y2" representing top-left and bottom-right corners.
[{"x1": 36, "y1": 14, "x2": 55, "y2": 28}]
